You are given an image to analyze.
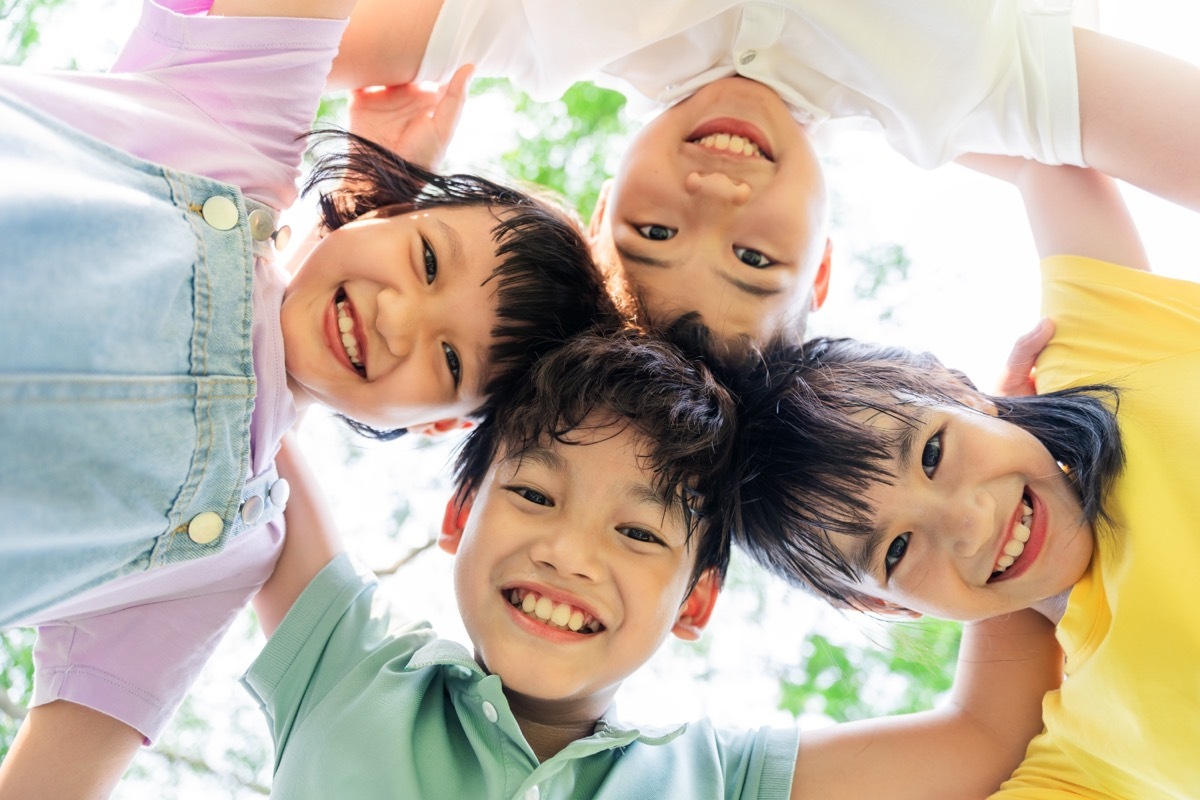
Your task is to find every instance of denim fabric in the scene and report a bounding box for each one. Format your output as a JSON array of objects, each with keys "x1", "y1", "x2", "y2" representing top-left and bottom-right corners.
[{"x1": 0, "y1": 90, "x2": 265, "y2": 625}]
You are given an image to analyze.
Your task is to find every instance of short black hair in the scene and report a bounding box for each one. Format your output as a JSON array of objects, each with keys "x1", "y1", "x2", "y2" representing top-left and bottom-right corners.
[
  {"x1": 453, "y1": 328, "x2": 738, "y2": 588},
  {"x1": 304, "y1": 130, "x2": 617, "y2": 440},
  {"x1": 727, "y1": 336, "x2": 1125, "y2": 608}
]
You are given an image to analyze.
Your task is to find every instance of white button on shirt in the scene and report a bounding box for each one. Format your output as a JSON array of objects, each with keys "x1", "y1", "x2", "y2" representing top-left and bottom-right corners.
[
  {"x1": 240, "y1": 495, "x2": 264, "y2": 525},
  {"x1": 481, "y1": 700, "x2": 498, "y2": 723},
  {"x1": 524, "y1": 786, "x2": 540, "y2": 800}
]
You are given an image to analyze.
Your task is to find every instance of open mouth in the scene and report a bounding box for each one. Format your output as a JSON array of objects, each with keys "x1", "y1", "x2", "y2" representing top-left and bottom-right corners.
[
  {"x1": 507, "y1": 588, "x2": 604, "y2": 634},
  {"x1": 334, "y1": 288, "x2": 366, "y2": 378},
  {"x1": 687, "y1": 118, "x2": 774, "y2": 161},
  {"x1": 988, "y1": 491, "x2": 1035, "y2": 583}
]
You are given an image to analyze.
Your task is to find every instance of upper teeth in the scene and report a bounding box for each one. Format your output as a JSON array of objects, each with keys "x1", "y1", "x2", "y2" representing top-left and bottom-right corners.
[
  {"x1": 336, "y1": 299, "x2": 363, "y2": 369},
  {"x1": 509, "y1": 588, "x2": 599, "y2": 633},
  {"x1": 692, "y1": 132, "x2": 764, "y2": 158},
  {"x1": 993, "y1": 501, "x2": 1033, "y2": 574}
]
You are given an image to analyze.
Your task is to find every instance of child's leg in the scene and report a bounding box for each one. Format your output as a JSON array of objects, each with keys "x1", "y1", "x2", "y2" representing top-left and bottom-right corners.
[{"x1": 1075, "y1": 27, "x2": 1200, "y2": 213}]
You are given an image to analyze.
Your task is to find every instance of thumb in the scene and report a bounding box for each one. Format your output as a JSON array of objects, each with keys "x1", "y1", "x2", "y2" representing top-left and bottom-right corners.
[{"x1": 995, "y1": 318, "x2": 1055, "y2": 397}]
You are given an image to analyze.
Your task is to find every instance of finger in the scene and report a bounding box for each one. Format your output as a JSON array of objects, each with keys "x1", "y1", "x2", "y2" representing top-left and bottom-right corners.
[
  {"x1": 433, "y1": 64, "x2": 474, "y2": 138},
  {"x1": 995, "y1": 318, "x2": 1055, "y2": 397}
]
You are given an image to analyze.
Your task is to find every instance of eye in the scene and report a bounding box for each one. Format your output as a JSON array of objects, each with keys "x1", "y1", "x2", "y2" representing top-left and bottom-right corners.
[
  {"x1": 920, "y1": 432, "x2": 943, "y2": 478},
  {"x1": 733, "y1": 246, "x2": 774, "y2": 268},
  {"x1": 636, "y1": 224, "x2": 676, "y2": 241},
  {"x1": 619, "y1": 526, "x2": 664, "y2": 546},
  {"x1": 509, "y1": 486, "x2": 553, "y2": 507},
  {"x1": 442, "y1": 343, "x2": 461, "y2": 387},
  {"x1": 422, "y1": 237, "x2": 437, "y2": 284},
  {"x1": 884, "y1": 532, "x2": 909, "y2": 574}
]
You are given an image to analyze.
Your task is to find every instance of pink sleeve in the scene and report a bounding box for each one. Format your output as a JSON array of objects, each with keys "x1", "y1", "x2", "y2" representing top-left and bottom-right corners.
[
  {"x1": 30, "y1": 520, "x2": 284, "y2": 743},
  {"x1": 107, "y1": 0, "x2": 347, "y2": 208}
]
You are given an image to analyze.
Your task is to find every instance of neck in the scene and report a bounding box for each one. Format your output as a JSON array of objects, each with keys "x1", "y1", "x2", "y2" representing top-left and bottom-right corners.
[{"x1": 504, "y1": 689, "x2": 615, "y2": 763}]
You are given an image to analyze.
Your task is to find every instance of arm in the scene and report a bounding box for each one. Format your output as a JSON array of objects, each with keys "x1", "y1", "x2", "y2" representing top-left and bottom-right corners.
[
  {"x1": 957, "y1": 156, "x2": 1149, "y2": 270},
  {"x1": 209, "y1": 0, "x2": 357, "y2": 18},
  {"x1": 253, "y1": 432, "x2": 345, "y2": 636},
  {"x1": 328, "y1": 0, "x2": 445, "y2": 89},
  {"x1": 0, "y1": 701, "x2": 143, "y2": 800},
  {"x1": 1074, "y1": 27, "x2": 1200, "y2": 215},
  {"x1": 791, "y1": 609, "x2": 1060, "y2": 800}
]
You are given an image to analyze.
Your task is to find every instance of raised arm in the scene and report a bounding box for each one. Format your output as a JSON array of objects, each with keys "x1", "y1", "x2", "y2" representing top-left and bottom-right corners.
[
  {"x1": 957, "y1": 156, "x2": 1149, "y2": 270},
  {"x1": 792, "y1": 609, "x2": 1060, "y2": 800},
  {"x1": 253, "y1": 433, "x2": 346, "y2": 636},
  {"x1": 1074, "y1": 27, "x2": 1200, "y2": 215},
  {"x1": 328, "y1": 0, "x2": 445, "y2": 89}
]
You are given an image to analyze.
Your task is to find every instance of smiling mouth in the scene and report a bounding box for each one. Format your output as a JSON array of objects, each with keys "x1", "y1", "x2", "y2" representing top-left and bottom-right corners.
[
  {"x1": 687, "y1": 118, "x2": 774, "y2": 161},
  {"x1": 988, "y1": 492, "x2": 1033, "y2": 582},
  {"x1": 507, "y1": 588, "x2": 604, "y2": 634},
  {"x1": 334, "y1": 288, "x2": 366, "y2": 377}
]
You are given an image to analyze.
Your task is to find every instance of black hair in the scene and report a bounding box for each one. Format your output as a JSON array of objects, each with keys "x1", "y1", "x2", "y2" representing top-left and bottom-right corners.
[
  {"x1": 452, "y1": 328, "x2": 738, "y2": 588},
  {"x1": 304, "y1": 130, "x2": 617, "y2": 440},
  {"x1": 728, "y1": 336, "x2": 1125, "y2": 607}
]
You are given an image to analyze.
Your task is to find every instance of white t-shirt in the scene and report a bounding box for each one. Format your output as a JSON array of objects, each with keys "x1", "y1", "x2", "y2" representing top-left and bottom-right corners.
[{"x1": 417, "y1": 0, "x2": 1082, "y2": 168}]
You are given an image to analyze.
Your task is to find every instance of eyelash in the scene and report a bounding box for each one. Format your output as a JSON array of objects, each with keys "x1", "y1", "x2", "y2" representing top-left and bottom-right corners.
[
  {"x1": 509, "y1": 486, "x2": 552, "y2": 507},
  {"x1": 921, "y1": 430, "x2": 944, "y2": 478},
  {"x1": 636, "y1": 224, "x2": 676, "y2": 241},
  {"x1": 423, "y1": 236, "x2": 462, "y2": 387},
  {"x1": 619, "y1": 526, "x2": 665, "y2": 546},
  {"x1": 734, "y1": 246, "x2": 774, "y2": 268}
]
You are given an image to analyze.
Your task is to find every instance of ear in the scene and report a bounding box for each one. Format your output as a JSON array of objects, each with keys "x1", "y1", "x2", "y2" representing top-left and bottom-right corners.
[
  {"x1": 847, "y1": 594, "x2": 922, "y2": 619},
  {"x1": 409, "y1": 417, "x2": 474, "y2": 438},
  {"x1": 672, "y1": 569, "x2": 721, "y2": 641},
  {"x1": 438, "y1": 492, "x2": 474, "y2": 555},
  {"x1": 809, "y1": 238, "x2": 833, "y2": 312},
  {"x1": 587, "y1": 179, "x2": 614, "y2": 243}
]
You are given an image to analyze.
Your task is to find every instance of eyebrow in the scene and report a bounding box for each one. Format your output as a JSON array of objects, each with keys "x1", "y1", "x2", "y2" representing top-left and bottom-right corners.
[
  {"x1": 622, "y1": 479, "x2": 687, "y2": 532},
  {"x1": 437, "y1": 219, "x2": 466, "y2": 268},
  {"x1": 614, "y1": 242, "x2": 782, "y2": 299},
  {"x1": 503, "y1": 445, "x2": 569, "y2": 475}
]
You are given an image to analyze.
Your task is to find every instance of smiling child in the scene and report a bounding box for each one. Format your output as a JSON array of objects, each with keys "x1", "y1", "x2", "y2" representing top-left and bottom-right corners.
[
  {"x1": 331, "y1": 0, "x2": 1200, "y2": 348},
  {"x1": 729, "y1": 161, "x2": 1200, "y2": 796}
]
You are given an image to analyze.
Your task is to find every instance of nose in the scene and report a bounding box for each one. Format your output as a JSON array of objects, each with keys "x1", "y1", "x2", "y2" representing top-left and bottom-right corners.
[
  {"x1": 928, "y1": 489, "x2": 994, "y2": 560},
  {"x1": 528, "y1": 521, "x2": 603, "y2": 581},
  {"x1": 685, "y1": 171, "x2": 752, "y2": 206},
  {"x1": 374, "y1": 287, "x2": 419, "y2": 359}
]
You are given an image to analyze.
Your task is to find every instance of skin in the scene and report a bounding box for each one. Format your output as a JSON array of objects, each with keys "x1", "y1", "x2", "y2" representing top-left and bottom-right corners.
[
  {"x1": 438, "y1": 424, "x2": 720, "y2": 760},
  {"x1": 590, "y1": 77, "x2": 831, "y2": 341},
  {"x1": 254, "y1": 433, "x2": 1061, "y2": 799},
  {"x1": 281, "y1": 205, "x2": 504, "y2": 431},
  {"x1": 835, "y1": 401, "x2": 1094, "y2": 623}
]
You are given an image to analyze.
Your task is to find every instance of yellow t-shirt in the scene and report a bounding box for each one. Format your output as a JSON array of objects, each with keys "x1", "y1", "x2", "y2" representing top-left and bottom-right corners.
[{"x1": 992, "y1": 256, "x2": 1200, "y2": 799}]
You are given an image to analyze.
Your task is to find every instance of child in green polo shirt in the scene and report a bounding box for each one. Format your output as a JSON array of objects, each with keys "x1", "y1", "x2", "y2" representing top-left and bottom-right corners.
[{"x1": 246, "y1": 330, "x2": 1061, "y2": 800}]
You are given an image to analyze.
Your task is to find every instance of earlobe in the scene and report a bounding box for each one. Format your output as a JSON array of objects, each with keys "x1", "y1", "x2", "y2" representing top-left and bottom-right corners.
[
  {"x1": 587, "y1": 179, "x2": 614, "y2": 243},
  {"x1": 410, "y1": 418, "x2": 474, "y2": 438},
  {"x1": 848, "y1": 595, "x2": 922, "y2": 619},
  {"x1": 810, "y1": 238, "x2": 833, "y2": 311},
  {"x1": 438, "y1": 493, "x2": 474, "y2": 555},
  {"x1": 672, "y1": 569, "x2": 721, "y2": 642}
]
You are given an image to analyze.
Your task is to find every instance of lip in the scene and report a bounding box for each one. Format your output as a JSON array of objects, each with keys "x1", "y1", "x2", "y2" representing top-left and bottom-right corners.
[
  {"x1": 686, "y1": 117, "x2": 775, "y2": 161},
  {"x1": 324, "y1": 288, "x2": 368, "y2": 377},
  {"x1": 988, "y1": 488, "x2": 1046, "y2": 584},
  {"x1": 500, "y1": 582, "x2": 604, "y2": 643}
]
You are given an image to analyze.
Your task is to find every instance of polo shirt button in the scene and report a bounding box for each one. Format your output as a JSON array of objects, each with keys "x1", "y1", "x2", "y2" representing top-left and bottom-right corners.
[
  {"x1": 201, "y1": 196, "x2": 239, "y2": 231},
  {"x1": 481, "y1": 700, "x2": 498, "y2": 723},
  {"x1": 241, "y1": 495, "x2": 264, "y2": 525},
  {"x1": 269, "y1": 478, "x2": 291, "y2": 508},
  {"x1": 739, "y1": 50, "x2": 757, "y2": 66},
  {"x1": 452, "y1": 665, "x2": 472, "y2": 680},
  {"x1": 187, "y1": 511, "x2": 224, "y2": 544},
  {"x1": 524, "y1": 786, "x2": 540, "y2": 800}
]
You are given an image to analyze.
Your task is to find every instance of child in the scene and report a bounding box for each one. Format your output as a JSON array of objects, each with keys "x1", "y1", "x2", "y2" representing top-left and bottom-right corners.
[
  {"x1": 233, "y1": 329, "x2": 1063, "y2": 800},
  {"x1": 0, "y1": 0, "x2": 607, "y2": 784},
  {"x1": 331, "y1": 0, "x2": 1200, "y2": 347},
  {"x1": 729, "y1": 161, "x2": 1199, "y2": 796}
]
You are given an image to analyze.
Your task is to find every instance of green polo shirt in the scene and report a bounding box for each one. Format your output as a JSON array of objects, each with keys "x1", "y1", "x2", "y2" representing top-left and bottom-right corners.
[{"x1": 242, "y1": 555, "x2": 798, "y2": 799}]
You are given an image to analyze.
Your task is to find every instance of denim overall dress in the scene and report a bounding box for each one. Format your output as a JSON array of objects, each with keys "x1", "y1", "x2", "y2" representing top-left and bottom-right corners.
[{"x1": 0, "y1": 90, "x2": 282, "y2": 625}]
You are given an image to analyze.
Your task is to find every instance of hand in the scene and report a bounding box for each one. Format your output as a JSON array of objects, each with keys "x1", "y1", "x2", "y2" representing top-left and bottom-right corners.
[
  {"x1": 995, "y1": 318, "x2": 1055, "y2": 397},
  {"x1": 348, "y1": 64, "x2": 474, "y2": 171}
]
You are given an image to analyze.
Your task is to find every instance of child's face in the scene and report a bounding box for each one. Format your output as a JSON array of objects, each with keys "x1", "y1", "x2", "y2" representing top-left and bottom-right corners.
[
  {"x1": 281, "y1": 207, "x2": 502, "y2": 430},
  {"x1": 592, "y1": 77, "x2": 830, "y2": 342},
  {"x1": 440, "y1": 423, "x2": 718, "y2": 711},
  {"x1": 834, "y1": 402, "x2": 1094, "y2": 623}
]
